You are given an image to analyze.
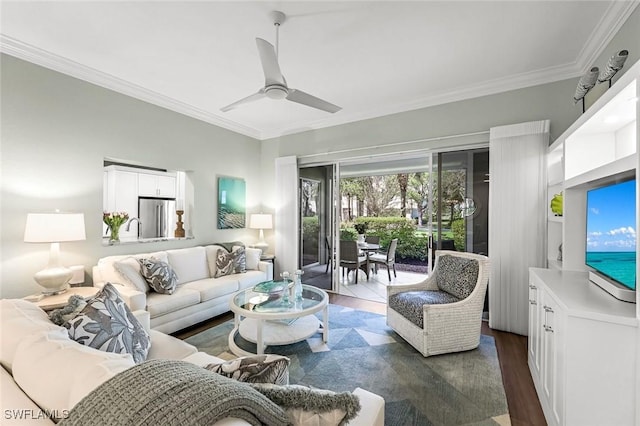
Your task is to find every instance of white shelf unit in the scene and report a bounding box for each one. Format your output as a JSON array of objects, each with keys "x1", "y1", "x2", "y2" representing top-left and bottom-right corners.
[{"x1": 533, "y1": 59, "x2": 639, "y2": 426}]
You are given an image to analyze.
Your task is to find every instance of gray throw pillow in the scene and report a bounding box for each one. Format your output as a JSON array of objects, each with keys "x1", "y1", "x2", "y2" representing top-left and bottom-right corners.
[
  {"x1": 138, "y1": 258, "x2": 178, "y2": 294},
  {"x1": 232, "y1": 245, "x2": 247, "y2": 274},
  {"x1": 63, "y1": 283, "x2": 151, "y2": 364},
  {"x1": 436, "y1": 255, "x2": 479, "y2": 300},
  {"x1": 204, "y1": 354, "x2": 289, "y2": 385}
]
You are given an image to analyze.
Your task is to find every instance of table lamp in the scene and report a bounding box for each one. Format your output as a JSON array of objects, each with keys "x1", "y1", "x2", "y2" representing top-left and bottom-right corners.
[
  {"x1": 249, "y1": 213, "x2": 273, "y2": 254},
  {"x1": 24, "y1": 212, "x2": 86, "y2": 295}
]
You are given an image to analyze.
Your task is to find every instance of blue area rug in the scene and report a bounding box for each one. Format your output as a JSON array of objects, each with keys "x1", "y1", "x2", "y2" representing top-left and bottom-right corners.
[{"x1": 185, "y1": 304, "x2": 509, "y2": 425}]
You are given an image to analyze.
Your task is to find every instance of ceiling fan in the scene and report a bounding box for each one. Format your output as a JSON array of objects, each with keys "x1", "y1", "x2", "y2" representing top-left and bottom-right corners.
[{"x1": 220, "y1": 11, "x2": 341, "y2": 114}]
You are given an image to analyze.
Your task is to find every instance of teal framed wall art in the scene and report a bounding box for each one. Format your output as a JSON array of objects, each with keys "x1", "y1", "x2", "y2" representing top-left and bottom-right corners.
[{"x1": 217, "y1": 176, "x2": 246, "y2": 229}]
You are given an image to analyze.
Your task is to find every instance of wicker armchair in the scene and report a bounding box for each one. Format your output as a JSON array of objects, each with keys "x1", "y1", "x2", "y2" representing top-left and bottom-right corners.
[{"x1": 386, "y1": 250, "x2": 490, "y2": 357}]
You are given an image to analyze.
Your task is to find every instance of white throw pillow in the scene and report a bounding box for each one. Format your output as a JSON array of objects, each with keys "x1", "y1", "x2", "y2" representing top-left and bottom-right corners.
[
  {"x1": 245, "y1": 247, "x2": 262, "y2": 270},
  {"x1": 114, "y1": 256, "x2": 150, "y2": 293},
  {"x1": 0, "y1": 299, "x2": 62, "y2": 373},
  {"x1": 12, "y1": 328, "x2": 134, "y2": 420}
]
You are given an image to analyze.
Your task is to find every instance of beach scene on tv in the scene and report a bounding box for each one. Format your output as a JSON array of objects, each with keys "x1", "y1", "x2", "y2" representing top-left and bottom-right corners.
[{"x1": 586, "y1": 179, "x2": 636, "y2": 291}]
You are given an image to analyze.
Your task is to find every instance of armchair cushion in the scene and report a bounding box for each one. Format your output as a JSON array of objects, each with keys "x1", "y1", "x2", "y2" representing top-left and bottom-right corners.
[
  {"x1": 388, "y1": 290, "x2": 460, "y2": 328},
  {"x1": 436, "y1": 255, "x2": 479, "y2": 300}
]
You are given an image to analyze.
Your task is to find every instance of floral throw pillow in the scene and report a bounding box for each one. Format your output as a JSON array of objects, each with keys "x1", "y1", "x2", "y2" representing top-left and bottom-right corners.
[
  {"x1": 204, "y1": 354, "x2": 290, "y2": 385},
  {"x1": 138, "y1": 258, "x2": 178, "y2": 294},
  {"x1": 64, "y1": 283, "x2": 151, "y2": 364}
]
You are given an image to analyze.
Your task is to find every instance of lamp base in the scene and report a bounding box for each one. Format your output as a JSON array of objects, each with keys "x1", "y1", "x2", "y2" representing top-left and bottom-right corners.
[
  {"x1": 34, "y1": 267, "x2": 72, "y2": 295},
  {"x1": 253, "y1": 241, "x2": 269, "y2": 255}
]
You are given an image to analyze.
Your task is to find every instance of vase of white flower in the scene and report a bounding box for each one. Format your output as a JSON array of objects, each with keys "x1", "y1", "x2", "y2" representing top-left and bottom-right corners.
[{"x1": 103, "y1": 212, "x2": 129, "y2": 243}]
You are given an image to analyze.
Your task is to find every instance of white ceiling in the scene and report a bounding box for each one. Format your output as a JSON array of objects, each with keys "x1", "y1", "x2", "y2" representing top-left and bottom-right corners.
[{"x1": 1, "y1": 1, "x2": 637, "y2": 140}]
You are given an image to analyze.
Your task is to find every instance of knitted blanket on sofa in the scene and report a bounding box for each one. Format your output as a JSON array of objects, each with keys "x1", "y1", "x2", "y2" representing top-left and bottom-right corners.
[{"x1": 59, "y1": 359, "x2": 289, "y2": 426}]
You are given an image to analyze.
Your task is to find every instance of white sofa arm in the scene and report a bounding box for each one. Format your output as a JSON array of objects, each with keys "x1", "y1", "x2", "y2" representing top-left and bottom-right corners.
[
  {"x1": 349, "y1": 388, "x2": 384, "y2": 426},
  {"x1": 258, "y1": 261, "x2": 273, "y2": 280}
]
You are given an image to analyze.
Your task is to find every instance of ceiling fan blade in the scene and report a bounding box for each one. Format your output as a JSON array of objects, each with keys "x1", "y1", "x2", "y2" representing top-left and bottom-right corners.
[
  {"x1": 256, "y1": 38, "x2": 286, "y2": 87},
  {"x1": 220, "y1": 89, "x2": 265, "y2": 112},
  {"x1": 286, "y1": 89, "x2": 342, "y2": 113}
]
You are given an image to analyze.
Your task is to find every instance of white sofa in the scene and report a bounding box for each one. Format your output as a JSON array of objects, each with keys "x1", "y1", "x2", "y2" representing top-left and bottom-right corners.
[
  {"x1": 0, "y1": 299, "x2": 384, "y2": 426},
  {"x1": 92, "y1": 244, "x2": 273, "y2": 333}
]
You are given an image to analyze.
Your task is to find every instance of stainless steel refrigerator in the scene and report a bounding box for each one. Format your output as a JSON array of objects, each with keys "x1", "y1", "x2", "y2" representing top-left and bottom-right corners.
[{"x1": 138, "y1": 197, "x2": 176, "y2": 238}]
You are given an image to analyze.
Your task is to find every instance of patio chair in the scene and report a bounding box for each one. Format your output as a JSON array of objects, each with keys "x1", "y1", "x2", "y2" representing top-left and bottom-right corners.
[
  {"x1": 340, "y1": 240, "x2": 369, "y2": 283},
  {"x1": 325, "y1": 236, "x2": 333, "y2": 274},
  {"x1": 369, "y1": 238, "x2": 398, "y2": 281},
  {"x1": 386, "y1": 250, "x2": 489, "y2": 357},
  {"x1": 365, "y1": 235, "x2": 380, "y2": 245}
]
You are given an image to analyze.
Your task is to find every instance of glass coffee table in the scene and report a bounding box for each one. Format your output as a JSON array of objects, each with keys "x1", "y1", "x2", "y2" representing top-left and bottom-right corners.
[{"x1": 228, "y1": 284, "x2": 328, "y2": 356}]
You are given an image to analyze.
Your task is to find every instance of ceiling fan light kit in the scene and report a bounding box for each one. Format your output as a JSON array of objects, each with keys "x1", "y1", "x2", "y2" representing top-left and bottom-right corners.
[{"x1": 221, "y1": 11, "x2": 341, "y2": 114}]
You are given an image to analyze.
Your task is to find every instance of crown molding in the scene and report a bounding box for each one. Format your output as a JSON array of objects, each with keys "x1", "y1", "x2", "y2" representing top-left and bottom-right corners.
[
  {"x1": 0, "y1": 35, "x2": 262, "y2": 140},
  {"x1": 3, "y1": 0, "x2": 637, "y2": 142},
  {"x1": 575, "y1": 1, "x2": 639, "y2": 73}
]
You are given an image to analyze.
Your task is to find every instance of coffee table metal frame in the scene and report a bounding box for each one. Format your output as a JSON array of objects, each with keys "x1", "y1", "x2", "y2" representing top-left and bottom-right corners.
[{"x1": 228, "y1": 284, "x2": 329, "y2": 356}]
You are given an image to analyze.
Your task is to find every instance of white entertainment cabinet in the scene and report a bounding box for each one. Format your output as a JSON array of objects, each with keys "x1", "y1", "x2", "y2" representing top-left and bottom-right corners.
[{"x1": 529, "y1": 59, "x2": 639, "y2": 426}]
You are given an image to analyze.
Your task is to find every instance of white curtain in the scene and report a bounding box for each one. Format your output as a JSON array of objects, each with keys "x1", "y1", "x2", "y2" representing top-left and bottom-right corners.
[
  {"x1": 488, "y1": 120, "x2": 549, "y2": 335},
  {"x1": 274, "y1": 156, "x2": 299, "y2": 277}
]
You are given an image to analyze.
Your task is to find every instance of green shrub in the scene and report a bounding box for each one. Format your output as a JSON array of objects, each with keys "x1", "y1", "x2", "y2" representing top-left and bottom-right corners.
[
  {"x1": 342, "y1": 217, "x2": 428, "y2": 261},
  {"x1": 451, "y1": 219, "x2": 466, "y2": 252},
  {"x1": 302, "y1": 217, "x2": 319, "y2": 248}
]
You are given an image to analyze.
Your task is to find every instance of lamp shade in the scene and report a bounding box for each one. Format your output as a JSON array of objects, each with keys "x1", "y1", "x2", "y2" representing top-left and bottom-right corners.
[
  {"x1": 24, "y1": 213, "x2": 86, "y2": 243},
  {"x1": 249, "y1": 214, "x2": 273, "y2": 230}
]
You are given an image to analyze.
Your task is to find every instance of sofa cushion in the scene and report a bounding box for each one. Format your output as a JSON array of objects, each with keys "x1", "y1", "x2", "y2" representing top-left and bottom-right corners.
[
  {"x1": 64, "y1": 283, "x2": 151, "y2": 364},
  {"x1": 1, "y1": 367, "x2": 54, "y2": 425},
  {"x1": 12, "y1": 328, "x2": 134, "y2": 421},
  {"x1": 436, "y1": 255, "x2": 479, "y2": 300},
  {"x1": 0, "y1": 299, "x2": 63, "y2": 374},
  {"x1": 139, "y1": 258, "x2": 178, "y2": 294},
  {"x1": 167, "y1": 246, "x2": 209, "y2": 284},
  {"x1": 183, "y1": 277, "x2": 239, "y2": 302},
  {"x1": 146, "y1": 330, "x2": 198, "y2": 361},
  {"x1": 114, "y1": 257, "x2": 150, "y2": 293},
  {"x1": 146, "y1": 286, "x2": 200, "y2": 319}
]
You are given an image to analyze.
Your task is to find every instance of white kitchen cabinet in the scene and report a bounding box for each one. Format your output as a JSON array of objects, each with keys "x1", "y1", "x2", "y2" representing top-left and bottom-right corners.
[
  {"x1": 104, "y1": 167, "x2": 138, "y2": 239},
  {"x1": 138, "y1": 172, "x2": 176, "y2": 198},
  {"x1": 529, "y1": 268, "x2": 638, "y2": 426}
]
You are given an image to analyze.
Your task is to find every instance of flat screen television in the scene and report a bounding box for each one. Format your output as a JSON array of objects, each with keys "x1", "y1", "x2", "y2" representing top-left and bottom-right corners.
[{"x1": 585, "y1": 178, "x2": 636, "y2": 303}]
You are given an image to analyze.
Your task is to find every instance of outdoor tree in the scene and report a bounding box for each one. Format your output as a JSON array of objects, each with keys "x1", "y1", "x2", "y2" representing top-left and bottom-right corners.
[
  {"x1": 340, "y1": 177, "x2": 367, "y2": 219},
  {"x1": 397, "y1": 173, "x2": 409, "y2": 218},
  {"x1": 437, "y1": 170, "x2": 466, "y2": 227},
  {"x1": 362, "y1": 175, "x2": 399, "y2": 216},
  {"x1": 408, "y1": 172, "x2": 431, "y2": 225}
]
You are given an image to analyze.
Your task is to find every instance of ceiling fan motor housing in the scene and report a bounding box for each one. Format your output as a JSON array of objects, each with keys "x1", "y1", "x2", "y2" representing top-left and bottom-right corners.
[{"x1": 265, "y1": 84, "x2": 288, "y2": 99}]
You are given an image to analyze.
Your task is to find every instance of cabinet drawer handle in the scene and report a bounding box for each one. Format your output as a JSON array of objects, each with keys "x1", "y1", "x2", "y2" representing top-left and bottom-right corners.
[
  {"x1": 543, "y1": 305, "x2": 553, "y2": 313},
  {"x1": 544, "y1": 325, "x2": 554, "y2": 333},
  {"x1": 529, "y1": 284, "x2": 537, "y2": 289},
  {"x1": 529, "y1": 299, "x2": 537, "y2": 305}
]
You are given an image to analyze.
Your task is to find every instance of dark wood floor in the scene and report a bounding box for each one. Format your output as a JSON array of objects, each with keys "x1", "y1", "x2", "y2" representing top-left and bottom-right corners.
[{"x1": 173, "y1": 293, "x2": 547, "y2": 425}]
